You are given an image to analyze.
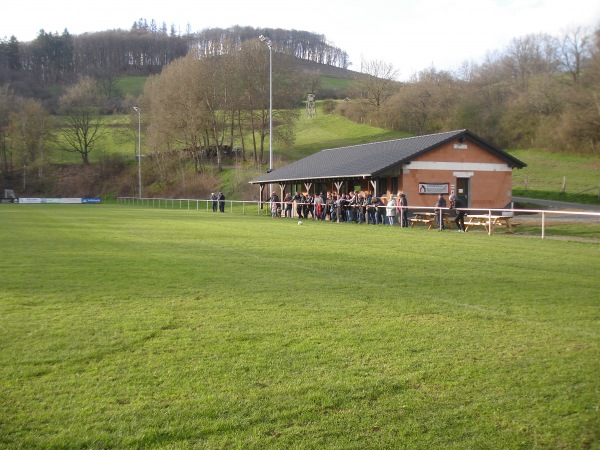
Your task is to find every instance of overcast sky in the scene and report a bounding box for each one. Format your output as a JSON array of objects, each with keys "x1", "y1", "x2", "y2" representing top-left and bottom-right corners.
[{"x1": 2, "y1": 0, "x2": 599, "y2": 80}]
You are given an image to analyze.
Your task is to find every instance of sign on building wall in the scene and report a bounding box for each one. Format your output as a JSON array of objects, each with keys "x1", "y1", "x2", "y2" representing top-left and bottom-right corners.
[{"x1": 418, "y1": 183, "x2": 449, "y2": 195}]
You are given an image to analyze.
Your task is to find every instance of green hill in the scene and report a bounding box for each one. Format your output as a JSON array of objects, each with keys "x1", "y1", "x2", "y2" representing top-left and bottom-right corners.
[{"x1": 287, "y1": 107, "x2": 409, "y2": 161}]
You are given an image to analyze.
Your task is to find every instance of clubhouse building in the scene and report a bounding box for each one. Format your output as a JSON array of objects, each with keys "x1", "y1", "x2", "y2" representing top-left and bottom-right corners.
[{"x1": 249, "y1": 129, "x2": 526, "y2": 208}]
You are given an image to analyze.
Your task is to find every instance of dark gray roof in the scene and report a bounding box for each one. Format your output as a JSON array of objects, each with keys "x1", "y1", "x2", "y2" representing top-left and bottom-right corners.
[{"x1": 250, "y1": 129, "x2": 526, "y2": 184}]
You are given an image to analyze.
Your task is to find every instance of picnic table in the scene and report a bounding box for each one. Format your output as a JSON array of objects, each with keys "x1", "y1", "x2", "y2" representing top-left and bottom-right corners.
[
  {"x1": 409, "y1": 212, "x2": 453, "y2": 229},
  {"x1": 463, "y1": 214, "x2": 518, "y2": 233}
]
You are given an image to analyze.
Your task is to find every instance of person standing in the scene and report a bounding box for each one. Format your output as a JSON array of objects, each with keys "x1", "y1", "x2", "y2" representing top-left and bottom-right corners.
[
  {"x1": 339, "y1": 194, "x2": 348, "y2": 222},
  {"x1": 449, "y1": 194, "x2": 466, "y2": 232},
  {"x1": 325, "y1": 194, "x2": 333, "y2": 221},
  {"x1": 305, "y1": 193, "x2": 314, "y2": 219},
  {"x1": 314, "y1": 192, "x2": 324, "y2": 220},
  {"x1": 386, "y1": 194, "x2": 397, "y2": 226},
  {"x1": 218, "y1": 191, "x2": 225, "y2": 213},
  {"x1": 320, "y1": 192, "x2": 327, "y2": 220},
  {"x1": 283, "y1": 193, "x2": 293, "y2": 218},
  {"x1": 367, "y1": 195, "x2": 375, "y2": 224},
  {"x1": 357, "y1": 194, "x2": 366, "y2": 224},
  {"x1": 373, "y1": 196, "x2": 384, "y2": 225},
  {"x1": 329, "y1": 194, "x2": 340, "y2": 222},
  {"x1": 434, "y1": 194, "x2": 447, "y2": 230},
  {"x1": 364, "y1": 192, "x2": 372, "y2": 224},
  {"x1": 398, "y1": 192, "x2": 409, "y2": 228},
  {"x1": 211, "y1": 192, "x2": 218, "y2": 212},
  {"x1": 346, "y1": 192, "x2": 357, "y2": 222},
  {"x1": 269, "y1": 191, "x2": 280, "y2": 218},
  {"x1": 293, "y1": 191, "x2": 303, "y2": 219}
]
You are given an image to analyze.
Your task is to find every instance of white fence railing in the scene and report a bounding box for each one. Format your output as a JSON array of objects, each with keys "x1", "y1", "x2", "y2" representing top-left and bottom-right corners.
[
  {"x1": 116, "y1": 197, "x2": 600, "y2": 239},
  {"x1": 117, "y1": 196, "x2": 268, "y2": 215}
]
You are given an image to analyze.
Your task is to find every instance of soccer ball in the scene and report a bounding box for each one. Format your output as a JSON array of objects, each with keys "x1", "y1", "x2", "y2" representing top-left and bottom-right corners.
[{"x1": 297, "y1": 220, "x2": 303, "y2": 225}]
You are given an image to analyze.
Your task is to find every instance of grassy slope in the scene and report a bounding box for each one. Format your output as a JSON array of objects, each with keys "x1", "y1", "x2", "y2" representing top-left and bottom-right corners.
[
  {"x1": 115, "y1": 76, "x2": 147, "y2": 97},
  {"x1": 0, "y1": 205, "x2": 598, "y2": 448},
  {"x1": 287, "y1": 109, "x2": 410, "y2": 161},
  {"x1": 511, "y1": 149, "x2": 600, "y2": 203}
]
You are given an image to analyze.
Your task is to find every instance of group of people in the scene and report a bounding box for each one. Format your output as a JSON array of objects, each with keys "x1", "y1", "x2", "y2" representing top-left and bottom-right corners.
[
  {"x1": 269, "y1": 191, "x2": 467, "y2": 231},
  {"x1": 268, "y1": 191, "x2": 411, "y2": 226},
  {"x1": 210, "y1": 192, "x2": 226, "y2": 213}
]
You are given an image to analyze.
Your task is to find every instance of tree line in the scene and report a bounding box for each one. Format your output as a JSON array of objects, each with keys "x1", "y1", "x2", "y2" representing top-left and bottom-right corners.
[
  {"x1": 194, "y1": 26, "x2": 350, "y2": 69},
  {"x1": 0, "y1": 23, "x2": 348, "y2": 104},
  {"x1": 346, "y1": 26, "x2": 600, "y2": 153},
  {"x1": 144, "y1": 39, "x2": 307, "y2": 176}
]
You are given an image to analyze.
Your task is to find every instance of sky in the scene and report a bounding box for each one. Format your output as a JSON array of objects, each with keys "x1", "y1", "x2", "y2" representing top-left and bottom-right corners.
[{"x1": 2, "y1": 0, "x2": 599, "y2": 80}]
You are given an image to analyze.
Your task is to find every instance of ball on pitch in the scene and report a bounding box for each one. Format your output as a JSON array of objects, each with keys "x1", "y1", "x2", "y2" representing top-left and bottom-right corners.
[{"x1": 297, "y1": 220, "x2": 303, "y2": 225}]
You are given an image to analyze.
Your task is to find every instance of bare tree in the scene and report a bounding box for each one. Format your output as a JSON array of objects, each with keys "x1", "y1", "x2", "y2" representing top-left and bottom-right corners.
[
  {"x1": 558, "y1": 25, "x2": 593, "y2": 84},
  {"x1": 502, "y1": 33, "x2": 560, "y2": 90},
  {"x1": 230, "y1": 39, "x2": 266, "y2": 165},
  {"x1": 197, "y1": 56, "x2": 232, "y2": 172},
  {"x1": 351, "y1": 59, "x2": 399, "y2": 109},
  {"x1": 58, "y1": 76, "x2": 105, "y2": 165},
  {"x1": 144, "y1": 53, "x2": 211, "y2": 177},
  {"x1": 383, "y1": 68, "x2": 460, "y2": 134},
  {"x1": 556, "y1": 28, "x2": 600, "y2": 152}
]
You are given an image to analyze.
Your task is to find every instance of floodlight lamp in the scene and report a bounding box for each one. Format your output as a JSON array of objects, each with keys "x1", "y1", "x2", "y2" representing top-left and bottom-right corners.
[{"x1": 259, "y1": 35, "x2": 272, "y2": 48}]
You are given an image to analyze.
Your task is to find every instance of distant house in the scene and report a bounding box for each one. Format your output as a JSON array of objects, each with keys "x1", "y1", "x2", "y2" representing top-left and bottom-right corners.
[{"x1": 249, "y1": 129, "x2": 526, "y2": 208}]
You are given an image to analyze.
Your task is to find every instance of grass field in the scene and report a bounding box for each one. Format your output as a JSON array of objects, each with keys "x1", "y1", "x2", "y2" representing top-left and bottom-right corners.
[
  {"x1": 511, "y1": 149, "x2": 600, "y2": 205},
  {"x1": 1, "y1": 204, "x2": 598, "y2": 448}
]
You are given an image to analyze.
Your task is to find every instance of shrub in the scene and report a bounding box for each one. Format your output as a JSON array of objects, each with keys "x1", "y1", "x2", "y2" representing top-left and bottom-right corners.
[{"x1": 322, "y1": 99, "x2": 337, "y2": 114}]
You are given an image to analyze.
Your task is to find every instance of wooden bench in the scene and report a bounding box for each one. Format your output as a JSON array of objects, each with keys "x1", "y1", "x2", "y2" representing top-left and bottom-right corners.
[
  {"x1": 409, "y1": 211, "x2": 454, "y2": 229},
  {"x1": 464, "y1": 216, "x2": 520, "y2": 233},
  {"x1": 463, "y1": 220, "x2": 486, "y2": 232},
  {"x1": 409, "y1": 218, "x2": 435, "y2": 229}
]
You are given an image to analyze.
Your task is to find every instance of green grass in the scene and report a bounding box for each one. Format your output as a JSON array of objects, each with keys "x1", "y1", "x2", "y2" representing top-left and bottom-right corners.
[
  {"x1": 517, "y1": 222, "x2": 600, "y2": 239},
  {"x1": 320, "y1": 76, "x2": 351, "y2": 91},
  {"x1": 290, "y1": 109, "x2": 409, "y2": 160},
  {"x1": 510, "y1": 149, "x2": 600, "y2": 204},
  {"x1": 0, "y1": 205, "x2": 598, "y2": 448},
  {"x1": 116, "y1": 76, "x2": 147, "y2": 97}
]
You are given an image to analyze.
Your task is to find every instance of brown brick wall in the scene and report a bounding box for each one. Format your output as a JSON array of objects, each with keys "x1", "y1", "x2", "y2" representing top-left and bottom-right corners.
[{"x1": 396, "y1": 141, "x2": 514, "y2": 209}]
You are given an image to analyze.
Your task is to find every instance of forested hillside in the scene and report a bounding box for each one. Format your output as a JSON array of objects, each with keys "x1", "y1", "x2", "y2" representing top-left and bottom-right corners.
[{"x1": 0, "y1": 22, "x2": 348, "y2": 106}]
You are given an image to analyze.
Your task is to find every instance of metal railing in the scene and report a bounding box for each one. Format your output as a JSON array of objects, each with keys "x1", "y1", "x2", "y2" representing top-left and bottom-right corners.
[
  {"x1": 116, "y1": 197, "x2": 600, "y2": 239},
  {"x1": 117, "y1": 196, "x2": 268, "y2": 215}
]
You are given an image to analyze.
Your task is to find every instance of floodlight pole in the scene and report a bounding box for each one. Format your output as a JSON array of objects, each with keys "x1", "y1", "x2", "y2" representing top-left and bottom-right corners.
[
  {"x1": 133, "y1": 106, "x2": 142, "y2": 199},
  {"x1": 259, "y1": 35, "x2": 273, "y2": 196}
]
